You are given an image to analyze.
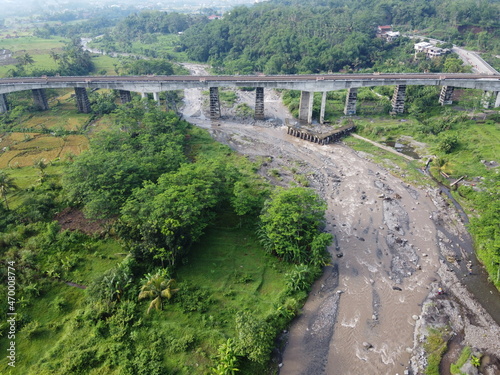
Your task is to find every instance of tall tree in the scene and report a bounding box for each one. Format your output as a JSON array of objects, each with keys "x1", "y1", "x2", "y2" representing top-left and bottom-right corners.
[{"x1": 0, "y1": 171, "x2": 18, "y2": 210}]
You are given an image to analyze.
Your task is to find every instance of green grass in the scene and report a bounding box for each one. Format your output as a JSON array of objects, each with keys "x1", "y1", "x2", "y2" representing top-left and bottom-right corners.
[
  {"x1": 424, "y1": 328, "x2": 449, "y2": 375},
  {"x1": 344, "y1": 135, "x2": 432, "y2": 187},
  {"x1": 0, "y1": 214, "x2": 293, "y2": 375},
  {"x1": 450, "y1": 346, "x2": 471, "y2": 374},
  {"x1": 91, "y1": 55, "x2": 121, "y2": 75}
]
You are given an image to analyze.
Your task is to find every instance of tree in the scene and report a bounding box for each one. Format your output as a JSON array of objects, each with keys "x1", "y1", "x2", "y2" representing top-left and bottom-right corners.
[
  {"x1": 234, "y1": 311, "x2": 274, "y2": 364},
  {"x1": 138, "y1": 269, "x2": 179, "y2": 314},
  {"x1": 259, "y1": 187, "x2": 332, "y2": 264},
  {"x1": 16, "y1": 52, "x2": 35, "y2": 66},
  {"x1": 0, "y1": 171, "x2": 18, "y2": 210}
]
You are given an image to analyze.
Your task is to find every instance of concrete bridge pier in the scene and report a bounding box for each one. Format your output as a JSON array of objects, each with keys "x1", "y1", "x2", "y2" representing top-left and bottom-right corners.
[
  {"x1": 344, "y1": 88, "x2": 358, "y2": 115},
  {"x1": 119, "y1": 90, "x2": 132, "y2": 104},
  {"x1": 0, "y1": 93, "x2": 8, "y2": 113},
  {"x1": 495, "y1": 92, "x2": 500, "y2": 108},
  {"x1": 439, "y1": 86, "x2": 454, "y2": 105},
  {"x1": 391, "y1": 85, "x2": 406, "y2": 114},
  {"x1": 141, "y1": 92, "x2": 147, "y2": 99},
  {"x1": 153, "y1": 92, "x2": 161, "y2": 106},
  {"x1": 481, "y1": 90, "x2": 493, "y2": 109},
  {"x1": 255, "y1": 87, "x2": 264, "y2": 120},
  {"x1": 299, "y1": 91, "x2": 314, "y2": 124},
  {"x1": 32, "y1": 89, "x2": 49, "y2": 111},
  {"x1": 74, "y1": 87, "x2": 92, "y2": 113},
  {"x1": 320, "y1": 91, "x2": 327, "y2": 124},
  {"x1": 209, "y1": 87, "x2": 221, "y2": 119}
]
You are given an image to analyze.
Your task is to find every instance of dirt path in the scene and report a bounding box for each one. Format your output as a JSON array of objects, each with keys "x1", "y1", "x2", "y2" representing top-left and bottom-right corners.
[{"x1": 180, "y1": 63, "x2": 500, "y2": 375}]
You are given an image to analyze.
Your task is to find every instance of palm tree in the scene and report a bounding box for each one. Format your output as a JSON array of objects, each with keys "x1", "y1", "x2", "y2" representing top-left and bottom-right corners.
[
  {"x1": 16, "y1": 52, "x2": 35, "y2": 66},
  {"x1": 0, "y1": 171, "x2": 18, "y2": 210},
  {"x1": 138, "y1": 270, "x2": 179, "y2": 314}
]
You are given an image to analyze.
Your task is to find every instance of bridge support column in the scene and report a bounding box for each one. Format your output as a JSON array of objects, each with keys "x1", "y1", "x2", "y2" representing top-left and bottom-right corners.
[
  {"x1": 494, "y1": 92, "x2": 500, "y2": 108},
  {"x1": 32, "y1": 89, "x2": 49, "y2": 111},
  {"x1": 299, "y1": 91, "x2": 314, "y2": 124},
  {"x1": 439, "y1": 86, "x2": 454, "y2": 105},
  {"x1": 344, "y1": 88, "x2": 358, "y2": 115},
  {"x1": 119, "y1": 90, "x2": 132, "y2": 104},
  {"x1": 0, "y1": 93, "x2": 8, "y2": 113},
  {"x1": 74, "y1": 87, "x2": 92, "y2": 113},
  {"x1": 320, "y1": 91, "x2": 327, "y2": 124},
  {"x1": 255, "y1": 87, "x2": 264, "y2": 120},
  {"x1": 482, "y1": 90, "x2": 493, "y2": 109},
  {"x1": 140, "y1": 92, "x2": 147, "y2": 99},
  {"x1": 153, "y1": 92, "x2": 160, "y2": 105},
  {"x1": 209, "y1": 87, "x2": 221, "y2": 119},
  {"x1": 391, "y1": 85, "x2": 406, "y2": 114}
]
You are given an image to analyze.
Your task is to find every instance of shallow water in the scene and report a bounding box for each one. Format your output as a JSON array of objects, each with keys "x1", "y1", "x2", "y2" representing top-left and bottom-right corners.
[{"x1": 382, "y1": 140, "x2": 421, "y2": 159}]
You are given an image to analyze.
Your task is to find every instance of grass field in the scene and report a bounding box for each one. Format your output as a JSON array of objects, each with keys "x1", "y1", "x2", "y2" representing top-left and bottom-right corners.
[
  {"x1": 0, "y1": 36, "x2": 68, "y2": 77},
  {"x1": 0, "y1": 214, "x2": 294, "y2": 375}
]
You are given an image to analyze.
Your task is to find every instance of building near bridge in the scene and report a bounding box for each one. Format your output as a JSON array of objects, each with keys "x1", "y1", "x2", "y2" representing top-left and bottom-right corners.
[
  {"x1": 414, "y1": 42, "x2": 450, "y2": 58},
  {"x1": 377, "y1": 25, "x2": 400, "y2": 42}
]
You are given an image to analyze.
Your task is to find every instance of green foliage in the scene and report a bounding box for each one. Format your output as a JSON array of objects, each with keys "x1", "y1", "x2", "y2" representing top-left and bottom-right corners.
[
  {"x1": 424, "y1": 328, "x2": 448, "y2": 375},
  {"x1": 471, "y1": 355, "x2": 481, "y2": 367},
  {"x1": 138, "y1": 269, "x2": 179, "y2": 314},
  {"x1": 86, "y1": 256, "x2": 135, "y2": 306},
  {"x1": 119, "y1": 158, "x2": 231, "y2": 266},
  {"x1": 211, "y1": 338, "x2": 240, "y2": 375},
  {"x1": 285, "y1": 264, "x2": 317, "y2": 293},
  {"x1": 469, "y1": 174, "x2": 500, "y2": 288},
  {"x1": 437, "y1": 133, "x2": 459, "y2": 154},
  {"x1": 259, "y1": 187, "x2": 332, "y2": 264},
  {"x1": 0, "y1": 170, "x2": 18, "y2": 210},
  {"x1": 235, "y1": 311, "x2": 274, "y2": 364},
  {"x1": 450, "y1": 346, "x2": 471, "y2": 374},
  {"x1": 63, "y1": 101, "x2": 189, "y2": 219},
  {"x1": 122, "y1": 59, "x2": 174, "y2": 75}
]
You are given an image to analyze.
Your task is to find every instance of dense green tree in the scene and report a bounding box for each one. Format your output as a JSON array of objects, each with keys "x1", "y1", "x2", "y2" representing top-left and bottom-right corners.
[
  {"x1": 259, "y1": 187, "x2": 332, "y2": 265},
  {"x1": 63, "y1": 101, "x2": 189, "y2": 219}
]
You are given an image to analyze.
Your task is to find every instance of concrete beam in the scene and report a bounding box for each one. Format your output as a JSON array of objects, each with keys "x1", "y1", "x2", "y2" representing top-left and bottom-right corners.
[
  {"x1": 439, "y1": 86, "x2": 454, "y2": 105},
  {"x1": 119, "y1": 90, "x2": 132, "y2": 104},
  {"x1": 344, "y1": 88, "x2": 358, "y2": 115},
  {"x1": 209, "y1": 87, "x2": 221, "y2": 119},
  {"x1": 32, "y1": 88, "x2": 49, "y2": 111},
  {"x1": 255, "y1": 87, "x2": 264, "y2": 120},
  {"x1": 391, "y1": 85, "x2": 406, "y2": 114},
  {"x1": 0, "y1": 93, "x2": 8, "y2": 113},
  {"x1": 74, "y1": 87, "x2": 92, "y2": 113},
  {"x1": 299, "y1": 91, "x2": 314, "y2": 124},
  {"x1": 320, "y1": 91, "x2": 327, "y2": 124}
]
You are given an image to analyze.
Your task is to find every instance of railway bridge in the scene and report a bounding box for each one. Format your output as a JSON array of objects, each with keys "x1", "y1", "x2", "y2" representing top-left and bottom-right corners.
[{"x1": 1, "y1": 73, "x2": 499, "y2": 123}]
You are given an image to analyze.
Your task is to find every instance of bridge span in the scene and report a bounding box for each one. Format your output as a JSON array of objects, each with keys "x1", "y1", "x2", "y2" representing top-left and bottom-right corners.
[{"x1": 1, "y1": 73, "x2": 499, "y2": 123}]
